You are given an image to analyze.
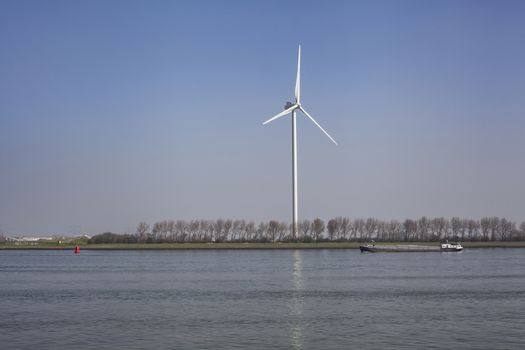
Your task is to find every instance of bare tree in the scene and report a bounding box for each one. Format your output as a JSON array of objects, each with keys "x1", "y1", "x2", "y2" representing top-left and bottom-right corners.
[
  {"x1": 312, "y1": 218, "x2": 325, "y2": 241},
  {"x1": 348, "y1": 219, "x2": 357, "y2": 240},
  {"x1": 467, "y1": 220, "x2": 480, "y2": 241},
  {"x1": 231, "y1": 220, "x2": 243, "y2": 241},
  {"x1": 337, "y1": 217, "x2": 350, "y2": 240},
  {"x1": 489, "y1": 217, "x2": 500, "y2": 241},
  {"x1": 241, "y1": 221, "x2": 255, "y2": 241},
  {"x1": 403, "y1": 219, "x2": 417, "y2": 241},
  {"x1": 451, "y1": 217, "x2": 462, "y2": 239},
  {"x1": 167, "y1": 220, "x2": 175, "y2": 241},
  {"x1": 214, "y1": 219, "x2": 225, "y2": 242},
  {"x1": 267, "y1": 220, "x2": 279, "y2": 242},
  {"x1": 298, "y1": 220, "x2": 312, "y2": 240},
  {"x1": 459, "y1": 218, "x2": 468, "y2": 241},
  {"x1": 365, "y1": 218, "x2": 378, "y2": 240},
  {"x1": 480, "y1": 217, "x2": 490, "y2": 241},
  {"x1": 136, "y1": 222, "x2": 150, "y2": 243},
  {"x1": 386, "y1": 220, "x2": 402, "y2": 241},
  {"x1": 174, "y1": 220, "x2": 187, "y2": 242},
  {"x1": 223, "y1": 220, "x2": 233, "y2": 241},
  {"x1": 513, "y1": 222, "x2": 525, "y2": 241},
  {"x1": 417, "y1": 217, "x2": 430, "y2": 241},
  {"x1": 499, "y1": 218, "x2": 514, "y2": 241},
  {"x1": 354, "y1": 218, "x2": 366, "y2": 240},
  {"x1": 327, "y1": 219, "x2": 338, "y2": 241},
  {"x1": 376, "y1": 221, "x2": 388, "y2": 241},
  {"x1": 430, "y1": 217, "x2": 448, "y2": 241},
  {"x1": 256, "y1": 222, "x2": 269, "y2": 242},
  {"x1": 348, "y1": 218, "x2": 364, "y2": 240},
  {"x1": 188, "y1": 220, "x2": 200, "y2": 241},
  {"x1": 519, "y1": 222, "x2": 525, "y2": 240},
  {"x1": 277, "y1": 222, "x2": 289, "y2": 241},
  {"x1": 152, "y1": 222, "x2": 161, "y2": 241},
  {"x1": 199, "y1": 220, "x2": 212, "y2": 241},
  {"x1": 198, "y1": 220, "x2": 207, "y2": 241}
]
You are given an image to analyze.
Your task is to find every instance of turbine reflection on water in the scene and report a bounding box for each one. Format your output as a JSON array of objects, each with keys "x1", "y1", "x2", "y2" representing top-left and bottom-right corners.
[{"x1": 289, "y1": 250, "x2": 304, "y2": 349}]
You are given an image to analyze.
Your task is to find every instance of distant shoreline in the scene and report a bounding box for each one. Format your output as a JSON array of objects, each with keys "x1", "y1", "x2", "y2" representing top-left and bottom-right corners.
[{"x1": 2, "y1": 241, "x2": 525, "y2": 250}]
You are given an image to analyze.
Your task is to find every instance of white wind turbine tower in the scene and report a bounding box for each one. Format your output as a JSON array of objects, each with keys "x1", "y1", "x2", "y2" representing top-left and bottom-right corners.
[{"x1": 263, "y1": 45, "x2": 338, "y2": 239}]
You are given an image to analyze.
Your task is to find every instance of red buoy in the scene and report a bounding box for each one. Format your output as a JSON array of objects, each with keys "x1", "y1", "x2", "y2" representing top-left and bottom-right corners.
[{"x1": 74, "y1": 246, "x2": 80, "y2": 254}]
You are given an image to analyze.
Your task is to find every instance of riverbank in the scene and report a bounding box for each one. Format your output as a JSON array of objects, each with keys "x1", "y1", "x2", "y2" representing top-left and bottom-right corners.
[{"x1": 1, "y1": 241, "x2": 525, "y2": 250}]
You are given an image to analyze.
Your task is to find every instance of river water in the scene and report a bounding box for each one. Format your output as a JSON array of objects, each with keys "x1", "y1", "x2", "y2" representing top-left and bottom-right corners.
[{"x1": 1, "y1": 248, "x2": 524, "y2": 349}]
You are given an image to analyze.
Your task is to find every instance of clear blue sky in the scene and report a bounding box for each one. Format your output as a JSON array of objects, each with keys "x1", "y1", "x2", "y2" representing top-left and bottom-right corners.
[{"x1": 1, "y1": 0, "x2": 524, "y2": 235}]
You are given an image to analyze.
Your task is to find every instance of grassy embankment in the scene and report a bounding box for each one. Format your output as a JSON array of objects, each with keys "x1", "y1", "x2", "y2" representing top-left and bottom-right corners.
[{"x1": 1, "y1": 241, "x2": 525, "y2": 250}]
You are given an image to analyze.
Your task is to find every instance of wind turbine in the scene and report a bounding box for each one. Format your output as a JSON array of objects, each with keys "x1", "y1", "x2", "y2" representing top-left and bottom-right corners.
[{"x1": 263, "y1": 45, "x2": 338, "y2": 239}]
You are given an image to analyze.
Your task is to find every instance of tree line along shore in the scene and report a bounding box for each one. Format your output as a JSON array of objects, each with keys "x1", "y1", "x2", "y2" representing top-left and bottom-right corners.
[
  {"x1": 96, "y1": 216, "x2": 525, "y2": 243},
  {"x1": 2, "y1": 216, "x2": 524, "y2": 248}
]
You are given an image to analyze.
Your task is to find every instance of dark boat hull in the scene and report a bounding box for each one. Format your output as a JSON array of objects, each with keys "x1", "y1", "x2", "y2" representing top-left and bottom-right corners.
[
  {"x1": 441, "y1": 247, "x2": 463, "y2": 252},
  {"x1": 360, "y1": 244, "x2": 441, "y2": 253}
]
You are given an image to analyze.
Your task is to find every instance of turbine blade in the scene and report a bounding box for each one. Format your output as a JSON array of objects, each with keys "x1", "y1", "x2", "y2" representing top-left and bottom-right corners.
[
  {"x1": 295, "y1": 45, "x2": 301, "y2": 103},
  {"x1": 262, "y1": 104, "x2": 298, "y2": 125},
  {"x1": 299, "y1": 106, "x2": 338, "y2": 145}
]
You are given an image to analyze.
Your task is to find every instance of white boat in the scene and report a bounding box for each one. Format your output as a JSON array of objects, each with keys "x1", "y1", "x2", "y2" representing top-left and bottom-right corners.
[{"x1": 441, "y1": 241, "x2": 463, "y2": 252}]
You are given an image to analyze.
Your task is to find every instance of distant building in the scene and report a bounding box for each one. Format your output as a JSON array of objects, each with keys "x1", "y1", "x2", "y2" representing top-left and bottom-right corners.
[
  {"x1": 7, "y1": 236, "x2": 54, "y2": 243},
  {"x1": 5, "y1": 234, "x2": 91, "y2": 244}
]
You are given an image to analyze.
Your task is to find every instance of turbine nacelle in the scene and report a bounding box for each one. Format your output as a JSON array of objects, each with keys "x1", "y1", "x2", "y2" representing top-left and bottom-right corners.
[{"x1": 285, "y1": 101, "x2": 295, "y2": 110}]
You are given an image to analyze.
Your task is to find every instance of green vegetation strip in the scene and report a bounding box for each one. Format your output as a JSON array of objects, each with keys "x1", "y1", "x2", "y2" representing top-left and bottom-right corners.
[{"x1": 1, "y1": 241, "x2": 525, "y2": 250}]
